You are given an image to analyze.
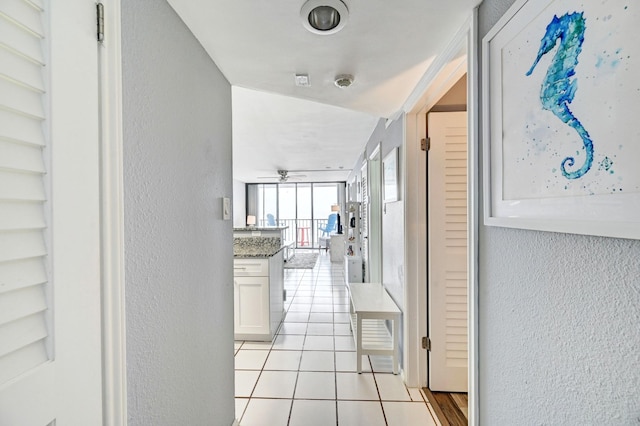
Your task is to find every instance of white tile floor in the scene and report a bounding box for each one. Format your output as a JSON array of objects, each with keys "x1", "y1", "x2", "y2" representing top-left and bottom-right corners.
[{"x1": 234, "y1": 251, "x2": 440, "y2": 426}]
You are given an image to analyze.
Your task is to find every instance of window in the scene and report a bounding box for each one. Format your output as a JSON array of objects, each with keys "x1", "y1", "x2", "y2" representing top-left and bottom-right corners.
[{"x1": 247, "y1": 182, "x2": 344, "y2": 248}]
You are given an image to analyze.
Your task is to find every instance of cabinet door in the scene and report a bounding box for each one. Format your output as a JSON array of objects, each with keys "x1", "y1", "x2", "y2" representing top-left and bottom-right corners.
[{"x1": 234, "y1": 276, "x2": 270, "y2": 336}]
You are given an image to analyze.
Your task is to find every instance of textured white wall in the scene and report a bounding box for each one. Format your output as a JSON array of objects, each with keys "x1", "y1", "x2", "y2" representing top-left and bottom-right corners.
[
  {"x1": 478, "y1": 0, "x2": 640, "y2": 423},
  {"x1": 348, "y1": 117, "x2": 406, "y2": 360},
  {"x1": 121, "y1": 1, "x2": 235, "y2": 425},
  {"x1": 348, "y1": 119, "x2": 405, "y2": 306},
  {"x1": 380, "y1": 118, "x2": 405, "y2": 310}
]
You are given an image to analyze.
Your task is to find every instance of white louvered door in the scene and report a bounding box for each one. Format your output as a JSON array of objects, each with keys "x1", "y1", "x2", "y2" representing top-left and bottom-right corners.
[
  {"x1": 360, "y1": 162, "x2": 368, "y2": 281},
  {"x1": 427, "y1": 111, "x2": 468, "y2": 392},
  {"x1": 0, "y1": 1, "x2": 102, "y2": 424}
]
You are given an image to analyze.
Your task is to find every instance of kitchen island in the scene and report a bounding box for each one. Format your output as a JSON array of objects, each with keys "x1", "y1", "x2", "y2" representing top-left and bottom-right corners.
[
  {"x1": 233, "y1": 226, "x2": 293, "y2": 261},
  {"x1": 233, "y1": 235, "x2": 285, "y2": 341}
]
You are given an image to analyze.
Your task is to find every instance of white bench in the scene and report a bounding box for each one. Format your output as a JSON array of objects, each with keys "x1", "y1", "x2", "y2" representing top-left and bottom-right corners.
[{"x1": 348, "y1": 283, "x2": 401, "y2": 374}]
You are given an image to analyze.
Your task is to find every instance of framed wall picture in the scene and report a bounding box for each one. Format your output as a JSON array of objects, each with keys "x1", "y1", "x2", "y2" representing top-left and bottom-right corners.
[
  {"x1": 482, "y1": 0, "x2": 640, "y2": 239},
  {"x1": 383, "y1": 147, "x2": 399, "y2": 203}
]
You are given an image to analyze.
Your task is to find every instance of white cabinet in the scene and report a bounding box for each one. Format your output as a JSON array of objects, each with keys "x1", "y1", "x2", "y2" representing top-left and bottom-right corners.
[
  {"x1": 345, "y1": 201, "x2": 362, "y2": 257},
  {"x1": 233, "y1": 250, "x2": 284, "y2": 341},
  {"x1": 344, "y1": 201, "x2": 363, "y2": 283},
  {"x1": 344, "y1": 255, "x2": 363, "y2": 284},
  {"x1": 330, "y1": 234, "x2": 345, "y2": 262}
]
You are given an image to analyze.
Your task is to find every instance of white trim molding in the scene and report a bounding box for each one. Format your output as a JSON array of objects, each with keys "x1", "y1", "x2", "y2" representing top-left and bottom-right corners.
[
  {"x1": 467, "y1": 7, "x2": 480, "y2": 425},
  {"x1": 402, "y1": 109, "x2": 424, "y2": 388},
  {"x1": 99, "y1": 1, "x2": 128, "y2": 425}
]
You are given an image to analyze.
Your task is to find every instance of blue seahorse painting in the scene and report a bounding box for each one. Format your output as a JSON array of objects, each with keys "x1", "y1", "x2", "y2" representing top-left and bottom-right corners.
[{"x1": 526, "y1": 12, "x2": 594, "y2": 180}]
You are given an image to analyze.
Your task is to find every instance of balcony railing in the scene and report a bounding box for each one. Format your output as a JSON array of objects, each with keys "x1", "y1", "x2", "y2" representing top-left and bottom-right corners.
[{"x1": 258, "y1": 218, "x2": 334, "y2": 249}]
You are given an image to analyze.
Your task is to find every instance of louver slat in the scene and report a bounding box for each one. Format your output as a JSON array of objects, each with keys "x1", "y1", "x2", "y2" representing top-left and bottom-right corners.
[
  {"x1": 0, "y1": 108, "x2": 45, "y2": 146},
  {"x1": 0, "y1": 140, "x2": 45, "y2": 173},
  {"x1": 0, "y1": 13, "x2": 44, "y2": 65},
  {"x1": 0, "y1": 47, "x2": 45, "y2": 92},
  {"x1": 0, "y1": 170, "x2": 46, "y2": 201},
  {"x1": 0, "y1": 284, "x2": 47, "y2": 326},
  {"x1": 0, "y1": 313, "x2": 48, "y2": 357},
  {"x1": 0, "y1": 0, "x2": 44, "y2": 38},
  {"x1": 0, "y1": 201, "x2": 46, "y2": 232},
  {"x1": 0, "y1": 257, "x2": 47, "y2": 294},
  {"x1": 0, "y1": 229, "x2": 46, "y2": 263},
  {"x1": 0, "y1": 77, "x2": 44, "y2": 119}
]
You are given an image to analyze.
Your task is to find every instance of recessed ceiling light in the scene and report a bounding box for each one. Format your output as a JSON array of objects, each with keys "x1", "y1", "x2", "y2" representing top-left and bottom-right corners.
[
  {"x1": 334, "y1": 74, "x2": 354, "y2": 88},
  {"x1": 300, "y1": 0, "x2": 349, "y2": 35}
]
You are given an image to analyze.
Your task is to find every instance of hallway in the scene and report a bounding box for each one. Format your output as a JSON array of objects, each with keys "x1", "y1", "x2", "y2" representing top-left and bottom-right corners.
[{"x1": 234, "y1": 252, "x2": 439, "y2": 425}]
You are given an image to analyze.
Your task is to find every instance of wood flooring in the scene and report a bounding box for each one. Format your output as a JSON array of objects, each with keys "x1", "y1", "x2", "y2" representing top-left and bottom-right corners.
[{"x1": 422, "y1": 388, "x2": 468, "y2": 426}]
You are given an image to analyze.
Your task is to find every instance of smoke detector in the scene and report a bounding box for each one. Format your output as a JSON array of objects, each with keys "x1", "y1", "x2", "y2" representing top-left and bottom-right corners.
[
  {"x1": 334, "y1": 74, "x2": 354, "y2": 88},
  {"x1": 295, "y1": 74, "x2": 311, "y2": 87}
]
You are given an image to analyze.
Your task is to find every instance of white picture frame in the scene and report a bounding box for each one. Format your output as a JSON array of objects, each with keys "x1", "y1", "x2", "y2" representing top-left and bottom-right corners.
[
  {"x1": 482, "y1": 0, "x2": 640, "y2": 239},
  {"x1": 383, "y1": 147, "x2": 399, "y2": 203}
]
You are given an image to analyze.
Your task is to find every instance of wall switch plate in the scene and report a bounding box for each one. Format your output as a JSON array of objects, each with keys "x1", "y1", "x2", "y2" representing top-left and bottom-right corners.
[{"x1": 222, "y1": 197, "x2": 231, "y2": 220}]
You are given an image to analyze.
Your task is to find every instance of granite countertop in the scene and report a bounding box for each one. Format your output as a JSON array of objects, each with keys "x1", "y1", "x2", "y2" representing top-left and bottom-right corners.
[
  {"x1": 233, "y1": 226, "x2": 288, "y2": 231},
  {"x1": 233, "y1": 236, "x2": 284, "y2": 258}
]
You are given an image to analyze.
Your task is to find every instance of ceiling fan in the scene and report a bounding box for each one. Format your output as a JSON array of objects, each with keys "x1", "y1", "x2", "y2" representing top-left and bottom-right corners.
[{"x1": 257, "y1": 170, "x2": 307, "y2": 182}]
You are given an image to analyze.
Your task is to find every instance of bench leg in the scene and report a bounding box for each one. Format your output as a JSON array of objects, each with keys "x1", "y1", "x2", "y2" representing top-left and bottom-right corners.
[
  {"x1": 393, "y1": 316, "x2": 400, "y2": 375},
  {"x1": 356, "y1": 315, "x2": 362, "y2": 374}
]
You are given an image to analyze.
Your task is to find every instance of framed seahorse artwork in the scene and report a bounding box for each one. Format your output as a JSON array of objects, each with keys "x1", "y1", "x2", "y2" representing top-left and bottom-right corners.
[{"x1": 482, "y1": 0, "x2": 640, "y2": 239}]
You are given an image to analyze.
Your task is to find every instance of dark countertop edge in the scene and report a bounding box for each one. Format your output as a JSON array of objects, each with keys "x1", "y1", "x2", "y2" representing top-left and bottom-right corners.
[{"x1": 233, "y1": 245, "x2": 286, "y2": 258}]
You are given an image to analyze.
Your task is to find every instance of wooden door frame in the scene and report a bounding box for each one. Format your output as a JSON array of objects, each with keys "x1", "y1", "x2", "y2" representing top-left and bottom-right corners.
[
  {"x1": 99, "y1": 1, "x2": 128, "y2": 424},
  {"x1": 401, "y1": 9, "x2": 479, "y2": 425}
]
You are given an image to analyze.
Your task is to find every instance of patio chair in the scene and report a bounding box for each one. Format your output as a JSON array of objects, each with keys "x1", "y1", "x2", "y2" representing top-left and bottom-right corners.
[
  {"x1": 318, "y1": 213, "x2": 337, "y2": 237},
  {"x1": 318, "y1": 214, "x2": 337, "y2": 252}
]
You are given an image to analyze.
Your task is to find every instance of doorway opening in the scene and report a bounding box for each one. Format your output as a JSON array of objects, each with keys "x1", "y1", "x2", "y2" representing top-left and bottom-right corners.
[
  {"x1": 403, "y1": 20, "x2": 476, "y2": 423},
  {"x1": 423, "y1": 74, "x2": 469, "y2": 425}
]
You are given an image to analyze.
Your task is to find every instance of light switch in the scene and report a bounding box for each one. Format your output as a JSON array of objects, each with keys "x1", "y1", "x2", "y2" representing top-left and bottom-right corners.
[{"x1": 222, "y1": 197, "x2": 231, "y2": 220}]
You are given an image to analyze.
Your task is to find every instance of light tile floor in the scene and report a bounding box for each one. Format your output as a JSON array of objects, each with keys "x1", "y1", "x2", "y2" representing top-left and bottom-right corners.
[{"x1": 234, "y1": 251, "x2": 440, "y2": 426}]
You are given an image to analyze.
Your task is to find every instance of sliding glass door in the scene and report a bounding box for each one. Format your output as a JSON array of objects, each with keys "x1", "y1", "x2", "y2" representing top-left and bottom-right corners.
[
  {"x1": 278, "y1": 184, "x2": 297, "y2": 246},
  {"x1": 247, "y1": 182, "x2": 343, "y2": 249},
  {"x1": 313, "y1": 183, "x2": 341, "y2": 245},
  {"x1": 295, "y1": 184, "x2": 312, "y2": 248}
]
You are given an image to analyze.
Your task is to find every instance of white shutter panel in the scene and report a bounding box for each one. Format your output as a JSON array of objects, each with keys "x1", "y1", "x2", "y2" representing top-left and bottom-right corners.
[
  {"x1": 427, "y1": 111, "x2": 468, "y2": 392},
  {"x1": 360, "y1": 163, "x2": 368, "y2": 276},
  {"x1": 0, "y1": 0, "x2": 51, "y2": 386}
]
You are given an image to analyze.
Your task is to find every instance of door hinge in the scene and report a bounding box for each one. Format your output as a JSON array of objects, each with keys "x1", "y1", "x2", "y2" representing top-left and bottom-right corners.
[
  {"x1": 97, "y1": 3, "x2": 105, "y2": 42},
  {"x1": 420, "y1": 138, "x2": 431, "y2": 151},
  {"x1": 422, "y1": 336, "x2": 431, "y2": 351}
]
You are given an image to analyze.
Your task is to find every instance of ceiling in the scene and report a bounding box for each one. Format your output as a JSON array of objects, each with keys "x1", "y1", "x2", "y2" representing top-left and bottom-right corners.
[{"x1": 167, "y1": 0, "x2": 479, "y2": 183}]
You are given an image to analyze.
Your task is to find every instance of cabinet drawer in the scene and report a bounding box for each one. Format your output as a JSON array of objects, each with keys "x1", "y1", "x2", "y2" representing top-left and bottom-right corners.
[{"x1": 233, "y1": 259, "x2": 268, "y2": 276}]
